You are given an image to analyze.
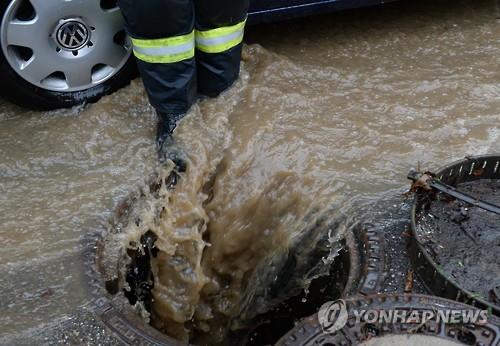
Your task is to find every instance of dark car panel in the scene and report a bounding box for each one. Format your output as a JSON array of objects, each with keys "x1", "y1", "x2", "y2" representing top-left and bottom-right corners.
[
  {"x1": 248, "y1": 0, "x2": 397, "y2": 24},
  {"x1": 251, "y1": 0, "x2": 316, "y2": 12}
]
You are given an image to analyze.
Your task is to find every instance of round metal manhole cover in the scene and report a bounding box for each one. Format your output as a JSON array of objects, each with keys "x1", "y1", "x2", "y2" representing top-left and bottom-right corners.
[
  {"x1": 54, "y1": 19, "x2": 90, "y2": 51},
  {"x1": 276, "y1": 294, "x2": 500, "y2": 346},
  {"x1": 359, "y1": 334, "x2": 466, "y2": 345},
  {"x1": 409, "y1": 154, "x2": 500, "y2": 315}
]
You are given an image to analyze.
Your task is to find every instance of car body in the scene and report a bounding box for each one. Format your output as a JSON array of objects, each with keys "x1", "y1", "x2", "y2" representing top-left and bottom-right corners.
[
  {"x1": 249, "y1": 0, "x2": 394, "y2": 24},
  {"x1": 0, "y1": 0, "x2": 392, "y2": 110}
]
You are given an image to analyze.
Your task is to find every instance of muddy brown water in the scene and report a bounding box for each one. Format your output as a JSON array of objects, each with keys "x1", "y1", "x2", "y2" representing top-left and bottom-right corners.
[{"x1": 1, "y1": 0, "x2": 499, "y2": 343}]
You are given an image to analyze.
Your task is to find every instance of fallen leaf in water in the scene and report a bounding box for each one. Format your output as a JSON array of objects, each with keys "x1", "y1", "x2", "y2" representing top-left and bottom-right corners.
[
  {"x1": 473, "y1": 168, "x2": 484, "y2": 177},
  {"x1": 407, "y1": 171, "x2": 436, "y2": 195},
  {"x1": 404, "y1": 270, "x2": 414, "y2": 293},
  {"x1": 41, "y1": 288, "x2": 54, "y2": 298}
]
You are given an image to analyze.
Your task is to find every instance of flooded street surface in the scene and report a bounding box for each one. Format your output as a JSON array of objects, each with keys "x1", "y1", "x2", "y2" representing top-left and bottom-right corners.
[
  {"x1": 0, "y1": 88, "x2": 159, "y2": 337},
  {"x1": 1, "y1": 0, "x2": 500, "y2": 343}
]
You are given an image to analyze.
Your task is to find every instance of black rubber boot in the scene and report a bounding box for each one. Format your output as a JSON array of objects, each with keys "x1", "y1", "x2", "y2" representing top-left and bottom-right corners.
[{"x1": 156, "y1": 113, "x2": 187, "y2": 172}]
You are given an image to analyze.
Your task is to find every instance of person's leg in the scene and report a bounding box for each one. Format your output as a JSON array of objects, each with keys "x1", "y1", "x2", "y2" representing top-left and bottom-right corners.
[
  {"x1": 118, "y1": 0, "x2": 194, "y2": 167},
  {"x1": 118, "y1": 0, "x2": 195, "y2": 126},
  {"x1": 194, "y1": 0, "x2": 249, "y2": 97}
]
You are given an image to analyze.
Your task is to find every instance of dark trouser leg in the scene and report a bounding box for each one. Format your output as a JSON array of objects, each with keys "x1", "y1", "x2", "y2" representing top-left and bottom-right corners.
[
  {"x1": 194, "y1": 0, "x2": 250, "y2": 97},
  {"x1": 118, "y1": 0, "x2": 196, "y2": 117}
]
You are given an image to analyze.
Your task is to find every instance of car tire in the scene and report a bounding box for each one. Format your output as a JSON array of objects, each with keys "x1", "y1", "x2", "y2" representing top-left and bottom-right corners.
[{"x1": 0, "y1": 0, "x2": 137, "y2": 110}]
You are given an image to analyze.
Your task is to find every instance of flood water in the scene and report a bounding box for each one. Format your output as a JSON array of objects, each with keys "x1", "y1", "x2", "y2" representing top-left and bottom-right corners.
[{"x1": 1, "y1": 0, "x2": 499, "y2": 343}]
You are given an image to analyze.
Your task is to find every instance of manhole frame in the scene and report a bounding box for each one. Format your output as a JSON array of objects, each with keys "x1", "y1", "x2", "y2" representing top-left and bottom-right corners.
[
  {"x1": 409, "y1": 154, "x2": 500, "y2": 316},
  {"x1": 276, "y1": 293, "x2": 500, "y2": 346}
]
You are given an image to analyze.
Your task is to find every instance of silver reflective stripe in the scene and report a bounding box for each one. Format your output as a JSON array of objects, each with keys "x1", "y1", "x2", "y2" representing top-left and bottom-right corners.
[
  {"x1": 132, "y1": 41, "x2": 195, "y2": 57},
  {"x1": 195, "y1": 30, "x2": 243, "y2": 47}
]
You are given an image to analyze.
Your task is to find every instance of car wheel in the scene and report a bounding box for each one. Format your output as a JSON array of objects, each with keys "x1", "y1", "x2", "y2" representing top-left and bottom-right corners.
[{"x1": 0, "y1": 0, "x2": 136, "y2": 110}]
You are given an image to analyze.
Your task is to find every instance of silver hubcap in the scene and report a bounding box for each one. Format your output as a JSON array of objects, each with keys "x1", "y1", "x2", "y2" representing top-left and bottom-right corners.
[
  {"x1": 1, "y1": 0, "x2": 132, "y2": 92},
  {"x1": 55, "y1": 18, "x2": 90, "y2": 51}
]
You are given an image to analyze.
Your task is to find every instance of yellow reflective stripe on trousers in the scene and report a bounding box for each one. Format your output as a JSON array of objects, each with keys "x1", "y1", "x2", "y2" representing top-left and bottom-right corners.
[
  {"x1": 195, "y1": 19, "x2": 246, "y2": 54},
  {"x1": 131, "y1": 31, "x2": 195, "y2": 63}
]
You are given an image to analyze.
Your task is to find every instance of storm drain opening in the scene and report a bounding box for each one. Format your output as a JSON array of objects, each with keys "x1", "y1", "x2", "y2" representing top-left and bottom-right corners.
[
  {"x1": 107, "y1": 234, "x2": 355, "y2": 345},
  {"x1": 410, "y1": 154, "x2": 500, "y2": 316},
  {"x1": 122, "y1": 230, "x2": 158, "y2": 313},
  {"x1": 240, "y1": 241, "x2": 352, "y2": 345},
  {"x1": 96, "y1": 164, "x2": 385, "y2": 345}
]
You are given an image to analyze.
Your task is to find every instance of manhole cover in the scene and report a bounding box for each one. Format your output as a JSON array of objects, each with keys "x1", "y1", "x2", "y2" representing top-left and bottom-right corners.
[
  {"x1": 409, "y1": 154, "x2": 500, "y2": 315},
  {"x1": 276, "y1": 294, "x2": 500, "y2": 346}
]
